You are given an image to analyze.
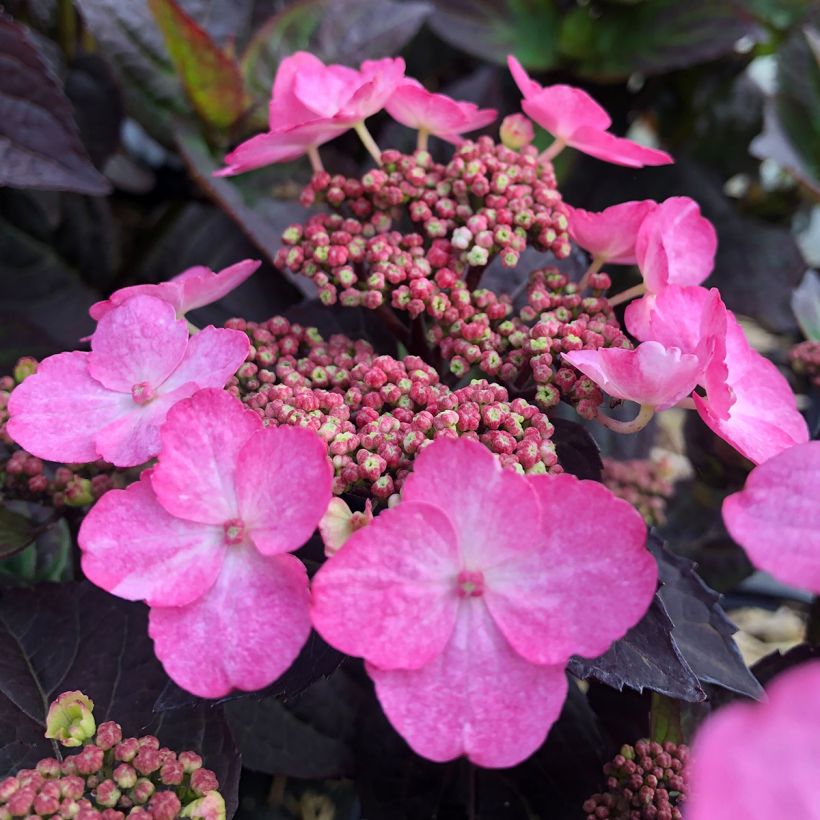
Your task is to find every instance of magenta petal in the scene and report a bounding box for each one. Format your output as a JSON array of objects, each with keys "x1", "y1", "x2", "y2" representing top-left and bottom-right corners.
[
  {"x1": 79, "y1": 474, "x2": 224, "y2": 607},
  {"x1": 566, "y1": 200, "x2": 658, "y2": 264},
  {"x1": 722, "y1": 441, "x2": 820, "y2": 592},
  {"x1": 88, "y1": 295, "x2": 188, "y2": 392},
  {"x1": 149, "y1": 547, "x2": 311, "y2": 698},
  {"x1": 89, "y1": 281, "x2": 185, "y2": 322},
  {"x1": 6, "y1": 352, "x2": 127, "y2": 463},
  {"x1": 368, "y1": 602, "x2": 568, "y2": 767},
  {"x1": 236, "y1": 426, "x2": 332, "y2": 555},
  {"x1": 568, "y1": 127, "x2": 673, "y2": 168},
  {"x1": 507, "y1": 55, "x2": 542, "y2": 99},
  {"x1": 176, "y1": 259, "x2": 261, "y2": 314},
  {"x1": 151, "y1": 388, "x2": 261, "y2": 524},
  {"x1": 485, "y1": 474, "x2": 655, "y2": 665},
  {"x1": 687, "y1": 661, "x2": 820, "y2": 820},
  {"x1": 311, "y1": 501, "x2": 460, "y2": 670},
  {"x1": 159, "y1": 326, "x2": 250, "y2": 394},
  {"x1": 522, "y1": 87, "x2": 611, "y2": 141},
  {"x1": 401, "y1": 438, "x2": 543, "y2": 568}
]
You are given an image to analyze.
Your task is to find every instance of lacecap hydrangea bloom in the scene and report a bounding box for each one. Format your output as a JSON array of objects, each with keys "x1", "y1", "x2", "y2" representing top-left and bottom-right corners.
[
  {"x1": 311, "y1": 437, "x2": 657, "y2": 767},
  {"x1": 79, "y1": 388, "x2": 332, "y2": 696}
]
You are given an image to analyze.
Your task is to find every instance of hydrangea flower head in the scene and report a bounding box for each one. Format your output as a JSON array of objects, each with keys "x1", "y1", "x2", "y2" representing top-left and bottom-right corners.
[
  {"x1": 311, "y1": 437, "x2": 656, "y2": 767},
  {"x1": 7, "y1": 296, "x2": 249, "y2": 467},
  {"x1": 79, "y1": 388, "x2": 333, "y2": 696},
  {"x1": 723, "y1": 441, "x2": 820, "y2": 591},
  {"x1": 566, "y1": 200, "x2": 658, "y2": 265},
  {"x1": 687, "y1": 660, "x2": 820, "y2": 820},
  {"x1": 89, "y1": 259, "x2": 261, "y2": 321},
  {"x1": 385, "y1": 80, "x2": 496, "y2": 144}
]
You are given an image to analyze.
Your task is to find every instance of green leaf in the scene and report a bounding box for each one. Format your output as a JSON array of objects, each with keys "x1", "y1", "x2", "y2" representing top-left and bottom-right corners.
[
  {"x1": 148, "y1": 0, "x2": 249, "y2": 130},
  {"x1": 0, "y1": 507, "x2": 36, "y2": 559}
]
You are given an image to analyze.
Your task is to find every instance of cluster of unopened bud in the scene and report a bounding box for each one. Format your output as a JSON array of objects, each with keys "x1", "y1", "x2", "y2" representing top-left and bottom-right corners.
[
  {"x1": 582, "y1": 739, "x2": 688, "y2": 820},
  {"x1": 225, "y1": 316, "x2": 562, "y2": 500},
  {"x1": 790, "y1": 340, "x2": 820, "y2": 387},
  {"x1": 602, "y1": 458, "x2": 676, "y2": 527},
  {"x1": 0, "y1": 692, "x2": 224, "y2": 820}
]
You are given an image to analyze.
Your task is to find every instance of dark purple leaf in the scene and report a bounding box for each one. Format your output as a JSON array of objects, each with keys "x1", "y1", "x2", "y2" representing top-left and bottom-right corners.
[
  {"x1": 0, "y1": 17, "x2": 110, "y2": 195},
  {"x1": 550, "y1": 416, "x2": 603, "y2": 482},
  {"x1": 752, "y1": 643, "x2": 820, "y2": 688}
]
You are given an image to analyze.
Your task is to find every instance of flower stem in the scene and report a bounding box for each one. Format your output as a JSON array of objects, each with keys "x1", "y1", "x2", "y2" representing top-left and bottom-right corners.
[
  {"x1": 354, "y1": 120, "x2": 382, "y2": 165},
  {"x1": 578, "y1": 256, "x2": 605, "y2": 290},
  {"x1": 539, "y1": 137, "x2": 567, "y2": 163},
  {"x1": 608, "y1": 282, "x2": 647, "y2": 308},
  {"x1": 306, "y1": 145, "x2": 324, "y2": 173},
  {"x1": 417, "y1": 128, "x2": 430, "y2": 152},
  {"x1": 596, "y1": 403, "x2": 655, "y2": 434},
  {"x1": 675, "y1": 396, "x2": 697, "y2": 410},
  {"x1": 186, "y1": 320, "x2": 200, "y2": 335}
]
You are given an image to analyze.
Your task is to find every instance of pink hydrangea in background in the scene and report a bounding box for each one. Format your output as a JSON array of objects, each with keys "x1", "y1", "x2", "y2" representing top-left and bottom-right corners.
[
  {"x1": 79, "y1": 388, "x2": 332, "y2": 697},
  {"x1": 566, "y1": 200, "x2": 658, "y2": 266},
  {"x1": 89, "y1": 259, "x2": 261, "y2": 321},
  {"x1": 7, "y1": 296, "x2": 249, "y2": 467},
  {"x1": 508, "y1": 56, "x2": 673, "y2": 167},
  {"x1": 311, "y1": 438, "x2": 656, "y2": 767},
  {"x1": 723, "y1": 441, "x2": 820, "y2": 592},
  {"x1": 687, "y1": 661, "x2": 820, "y2": 820}
]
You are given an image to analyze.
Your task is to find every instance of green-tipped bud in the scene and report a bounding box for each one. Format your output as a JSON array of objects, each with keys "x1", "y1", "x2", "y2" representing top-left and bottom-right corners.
[
  {"x1": 13, "y1": 357, "x2": 38, "y2": 384},
  {"x1": 45, "y1": 691, "x2": 95, "y2": 748},
  {"x1": 181, "y1": 792, "x2": 226, "y2": 820}
]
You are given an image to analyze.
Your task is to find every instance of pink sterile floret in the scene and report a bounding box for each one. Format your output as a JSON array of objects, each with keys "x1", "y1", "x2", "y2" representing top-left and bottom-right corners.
[
  {"x1": 687, "y1": 660, "x2": 820, "y2": 820},
  {"x1": 385, "y1": 80, "x2": 497, "y2": 143},
  {"x1": 722, "y1": 441, "x2": 820, "y2": 592},
  {"x1": 311, "y1": 437, "x2": 656, "y2": 768},
  {"x1": 7, "y1": 296, "x2": 249, "y2": 467},
  {"x1": 563, "y1": 342, "x2": 702, "y2": 411},
  {"x1": 508, "y1": 56, "x2": 673, "y2": 168},
  {"x1": 78, "y1": 388, "x2": 333, "y2": 697},
  {"x1": 635, "y1": 197, "x2": 717, "y2": 292},
  {"x1": 89, "y1": 260, "x2": 261, "y2": 321},
  {"x1": 566, "y1": 200, "x2": 658, "y2": 265},
  {"x1": 216, "y1": 52, "x2": 405, "y2": 176}
]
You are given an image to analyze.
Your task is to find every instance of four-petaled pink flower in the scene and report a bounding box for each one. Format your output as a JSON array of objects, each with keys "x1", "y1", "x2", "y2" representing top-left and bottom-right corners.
[
  {"x1": 385, "y1": 80, "x2": 497, "y2": 145},
  {"x1": 89, "y1": 259, "x2": 261, "y2": 322},
  {"x1": 635, "y1": 197, "x2": 717, "y2": 292},
  {"x1": 78, "y1": 388, "x2": 333, "y2": 697},
  {"x1": 723, "y1": 441, "x2": 820, "y2": 592},
  {"x1": 310, "y1": 438, "x2": 656, "y2": 767},
  {"x1": 687, "y1": 660, "x2": 820, "y2": 820},
  {"x1": 508, "y1": 56, "x2": 673, "y2": 168},
  {"x1": 216, "y1": 52, "x2": 405, "y2": 175},
  {"x1": 7, "y1": 296, "x2": 249, "y2": 467},
  {"x1": 566, "y1": 200, "x2": 658, "y2": 265}
]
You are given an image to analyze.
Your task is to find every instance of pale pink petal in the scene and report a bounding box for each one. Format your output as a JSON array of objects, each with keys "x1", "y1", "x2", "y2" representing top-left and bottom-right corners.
[
  {"x1": 567, "y1": 126, "x2": 673, "y2": 167},
  {"x1": 522, "y1": 87, "x2": 611, "y2": 142},
  {"x1": 386, "y1": 83, "x2": 496, "y2": 138},
  {"x1": 176, "y1": 259, "x2": 261, "y2": 314},
  {"x1": 88, "y1": 296, "x2": 188, "y2": 392},
  {"x1": 271, "y1": 52, "x2": 331, "y2": 126},
  {"x1": 723, "y1": 441, "x2": 820, "y2": 591},
  {"x1": 635, "y1": 196, "x2": 717, "y2": 291},
  {"x1": 6, "y1": 352, "x2": 127, "y2": 463},
  {"x1": 159, "y1": 326, "x2": 250, "y2": 394},
  {"x1": 235, "y1": 425, "x2": 332, "y2": 555},
  {"x1": 368, "y1": 602, "x2": 568, "y2": 768},
  {"x1": 311, "y1": 501, "x2": 460, "y2": 670},
  {"x1": 79, "y1": 474, "x2": 224, "y2": 607},
  {"x1": 563, "y1": 342, "x2": 702, "y2": 410},
  {"x1": 400, "y1": 438, "x2": 543, "y2": 568},
  {"x1": 484, "y1": 474, "x2": 655, "y2": 665},
  {"x1": 507, "y1": 55, "x2": 542, "y2": 99},
  {"x1": 149, "y1": 547, "x2": 311, "y2": 698},
  {"x1": 687, "y1": 661, "x2": 820, "y2": 820},
  {"x1": 150, "y1": 388, "x2": 261, "y2": 524},
  {"x1": 345, "y1": 58, "x2": 406, "y2": 120},
  {"x1": 566, "y1": 200, "x2": 658, "y2": 264},
  {"x1": 292, "y1": 63, "x2": 359, "y2": 118},
  {"x1": 89, "y1": 281, "x2": 185, "y2": 322}
]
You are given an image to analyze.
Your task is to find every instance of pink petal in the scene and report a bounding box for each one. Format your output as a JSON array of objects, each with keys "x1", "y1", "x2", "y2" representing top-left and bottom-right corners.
[
  {"x1": 345, "y1": 57, "x2": 406, "y2": 120},
  {"x1": 150, "y1": 388, "x2": 261, "y2": 524},
  {"x1": 271, "y1": 52, "x2": 332, "y2": 127},
  {"x1": 522, "y1": 87, "x2": 611, "y2": 143},
  {"x1": 687, "y1": 661, "x2": 820, "y2": 820},
  {"x1": 507, "y1": 55, "x2": 542, "y2": 99},
  {"x1": 6, "y1": 352, "x2": 126, "y2": 463},
  {"x1": 563, "y1": 342, "x2": 702, "y2": 410},
  {"x1": 484, "y1": 474, "x2": 655, "y2": 665},
  {"x1": 79, "y1": 473, "x2": 224, "y2": 607},
  {"x1": 385, "y1": 83, "x2": 495, "y2": 138},
  {"x1": 176, "y1": 259, "x2": 261, "y2": 314},
  {"x1": 88, "y1": 296, "x2": 188, "y2": 393},
  {"x1": 400, "y1": 438, "x2": 543, "y2": 568},
  {"x1": 149, "y1": 547, "x2": 311, "y2": 698},
  {"x1": 567, "y1": 126, "x2": 673, "y2": 167},
  {"x1": 368, "y1": 602, "x2": 568, "y2": 767},
  {"x1": 159, "y1": 326, "x2": 250, "y2": 394},
  {"x1": 89, "y1": 281, "x2": 185, "y2": 322},
  {"x1": 722, "y1": 441, "x2": 820, "y2": 592},
  {"x1": 311, "y1": 501, "x2": 461, "y2": 670},
  {"x1": 566, "y1": 200, "x2": 658, "y2": 264},
  {"x1": 635, "y1": 196, "x2": 717, "y2": 291},
  {"x1": 236, "y1": 425, "x2": 332, "y2": 555}
]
